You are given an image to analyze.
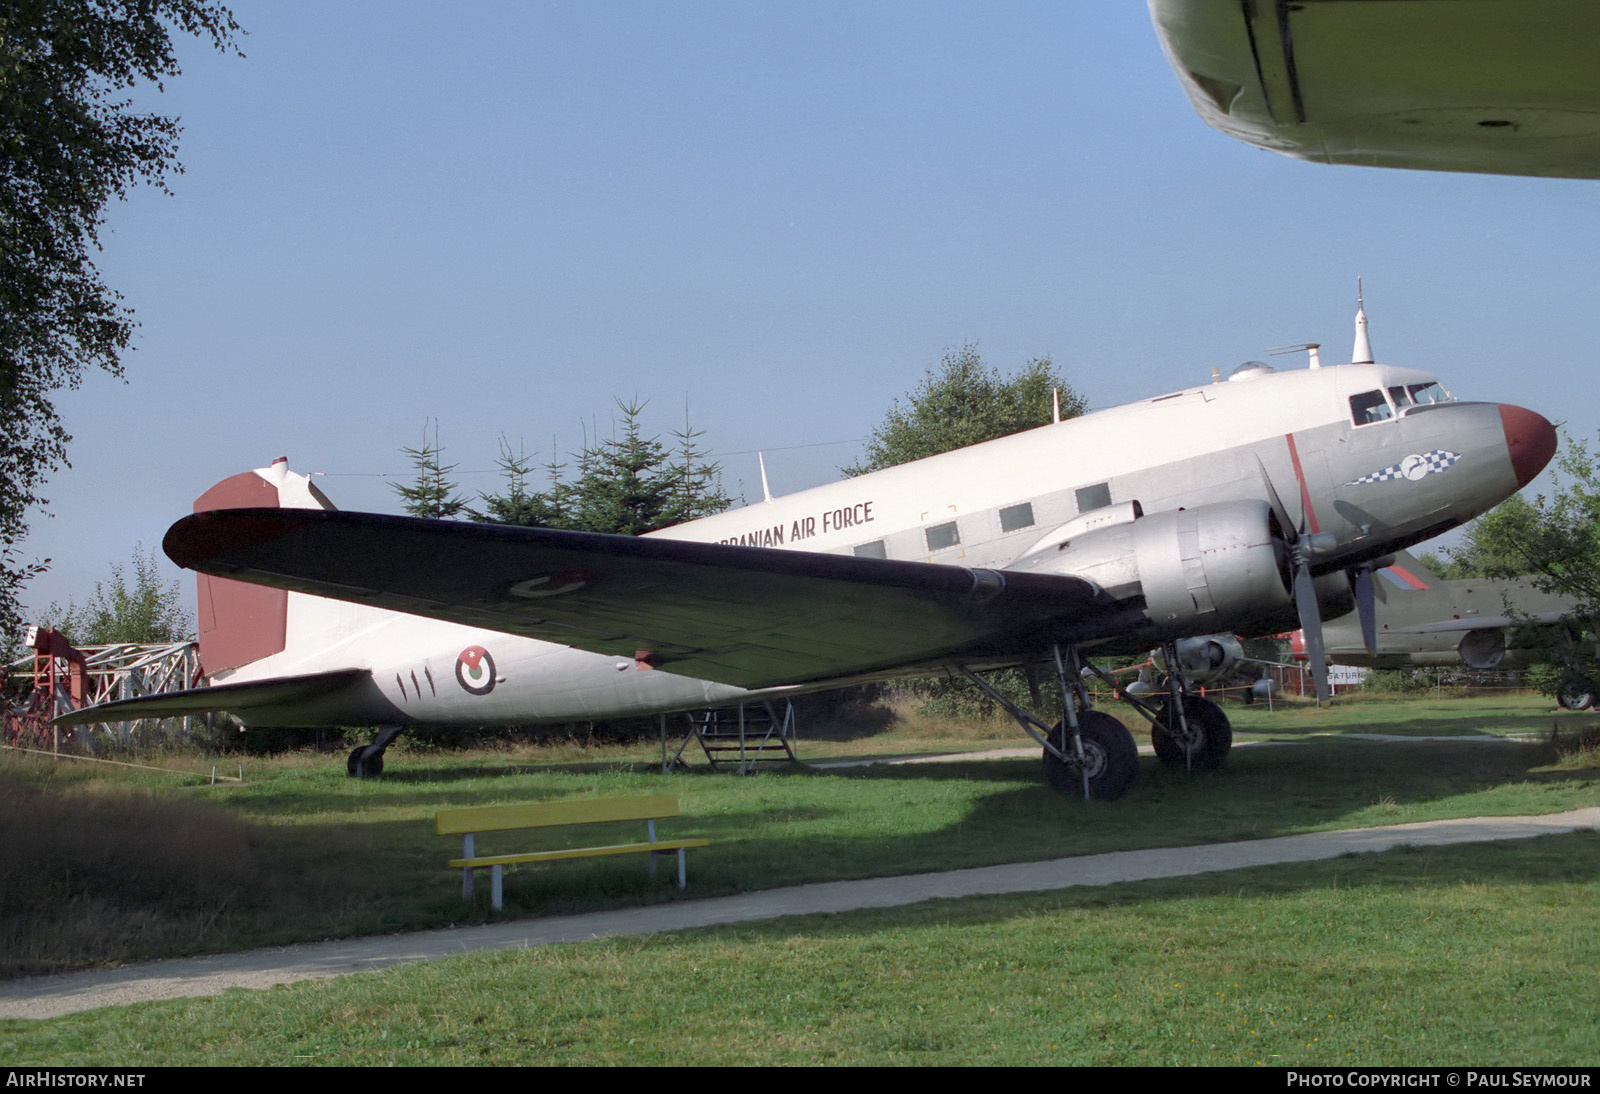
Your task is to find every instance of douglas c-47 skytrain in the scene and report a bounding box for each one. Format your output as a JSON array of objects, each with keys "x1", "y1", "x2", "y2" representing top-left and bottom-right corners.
[{"x1": 60, "y1": 311, "x2": 1557, "y2": 799}]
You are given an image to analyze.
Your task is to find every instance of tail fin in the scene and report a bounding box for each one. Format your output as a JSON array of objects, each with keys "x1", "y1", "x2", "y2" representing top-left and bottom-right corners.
[{"x1": 192, "y1": 458, "x2": 336, "y2": 676}]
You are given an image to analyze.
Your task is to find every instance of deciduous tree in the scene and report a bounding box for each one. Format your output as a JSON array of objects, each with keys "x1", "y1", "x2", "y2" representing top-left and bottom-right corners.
[
  {"x1": 1458, "y1": 434, "x2": 1600, "y2": 702},
  {"x1": 843, "y1": 343, "x2": 1085, "y2": 476},
  {"x1": 1, "y1": 0, "x2": 242, "y2": 634},
  {"x1": 44, "y1": 544, "x2": 190, "y2": 645}
]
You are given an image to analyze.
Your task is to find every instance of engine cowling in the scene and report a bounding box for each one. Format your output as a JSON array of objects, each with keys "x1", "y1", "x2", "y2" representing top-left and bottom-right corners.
[
  {"x1": 1011, "y1": 499, "x2": 1297, "y2": 645},
  {"x1": 1154, "y1": 633, "x2": 1245, "y2": 684}
]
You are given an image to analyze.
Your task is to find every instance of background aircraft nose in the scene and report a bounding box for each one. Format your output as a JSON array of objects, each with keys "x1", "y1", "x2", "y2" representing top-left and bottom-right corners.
[{"x1": 1498, "y1": 404, "x2": 1557, "y2": 488}]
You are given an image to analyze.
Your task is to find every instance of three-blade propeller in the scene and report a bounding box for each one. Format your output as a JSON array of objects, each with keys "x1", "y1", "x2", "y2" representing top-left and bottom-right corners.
[{"x1": 1255, "y1": 457, "x2": 1377, "y2": 702}]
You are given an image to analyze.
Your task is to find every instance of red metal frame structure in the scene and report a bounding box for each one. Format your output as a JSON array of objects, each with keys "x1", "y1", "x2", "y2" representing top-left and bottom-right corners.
[
  {"x1": 4, "y1": 627, "x2": 88, "y2": 751},
  {"x1": 4, "y1": 630, "x2": 203, "y2": 753}
]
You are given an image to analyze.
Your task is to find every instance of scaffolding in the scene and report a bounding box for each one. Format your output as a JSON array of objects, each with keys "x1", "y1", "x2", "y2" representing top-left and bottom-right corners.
[{"x1": 3, "y1": 627, "x2": 203, "y2": 754}]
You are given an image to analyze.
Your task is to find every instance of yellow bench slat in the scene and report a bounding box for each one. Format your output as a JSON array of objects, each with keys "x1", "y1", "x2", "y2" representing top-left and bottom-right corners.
[
  {"x1": 435, "y1": 793, "x2": 681, "y2": 835},
  {"x1": 449, "y1": 838, "x2": 711, "y2": 869}
]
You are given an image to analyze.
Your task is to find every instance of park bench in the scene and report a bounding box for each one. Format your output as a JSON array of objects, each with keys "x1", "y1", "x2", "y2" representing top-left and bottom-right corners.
[{"x1": 435, "y1": 794, "x2": 709, "y2": 910}]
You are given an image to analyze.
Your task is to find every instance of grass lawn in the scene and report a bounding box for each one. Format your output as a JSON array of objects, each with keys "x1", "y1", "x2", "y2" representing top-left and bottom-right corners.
[
  {"x1": 4, "y1": 831, "x2": 1597, "y2": 1065},
  {"x1": 2, "y1": 693, "x2": 1595, "y2": 982},
  {"x1": 3, "y1": 693, "x2": 1596, "y2": 1064}
]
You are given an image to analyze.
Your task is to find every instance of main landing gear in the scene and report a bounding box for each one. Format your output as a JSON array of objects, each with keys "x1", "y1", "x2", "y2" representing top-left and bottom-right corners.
[
  {"x1": 1041, "y1": 711, "x2": 1140, "y2": 799},
  {"x1": 347, "y1": 725, "x2": 405, "y2": 778},
  {"x1": 1100, "y1": 640, "x2": 1235, "y2": 773},
  {"x1": 961, "y1": 639, "x2": 1237, "y2": 801},
  {"x1": 961, "y1": 644, "x2": 1141, "y2": 801},
  {"x1": 1149, "y1": 696, "x2": 1233, "y2": 770},
  {"x1": 1557, "y1": 677, "x2": 1596, "y2": 712}
]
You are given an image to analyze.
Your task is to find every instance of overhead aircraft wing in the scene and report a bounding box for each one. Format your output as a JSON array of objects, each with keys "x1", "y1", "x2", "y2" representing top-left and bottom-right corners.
[
  {"x1": 52, "y1": 669, "x2": 372, "y2": 726},
  {"x1": 163, "y1": 509, "x2": 1143, "y2": 690},
  {"x1": 1150, "y1": 0, "x2": 1600, "y2": 179}
]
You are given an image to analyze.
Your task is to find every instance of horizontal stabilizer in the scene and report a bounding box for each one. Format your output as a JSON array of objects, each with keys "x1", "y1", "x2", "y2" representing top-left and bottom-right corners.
[
  {"x1": 163, "y1": 508, "x2": 1131, "y2": 688},
  {"x1": 52, "y1": 669, "x2": 372, "y2": 726}
]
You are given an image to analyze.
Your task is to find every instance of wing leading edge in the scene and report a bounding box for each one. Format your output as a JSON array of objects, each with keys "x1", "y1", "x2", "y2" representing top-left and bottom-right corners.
[{"x1": 163, "y1": 509, "x2": 1143, "y2": 689}]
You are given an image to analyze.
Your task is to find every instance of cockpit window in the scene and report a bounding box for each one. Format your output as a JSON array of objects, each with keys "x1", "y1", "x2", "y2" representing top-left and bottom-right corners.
[
  {"x1": 1407, "y1": 382, "x2": 1451, "y2": 405},
  {"x1": 1388, "y1": 385, "x2": 1413, "y2": 410},
  {"x1": 1349, "y1": 390, "x2": 1393, "y2": 425}
]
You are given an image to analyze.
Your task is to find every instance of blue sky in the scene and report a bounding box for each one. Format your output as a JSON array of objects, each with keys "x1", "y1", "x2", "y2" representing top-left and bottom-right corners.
[{"x1": 20, "y1": 1, "x2": 1599, "y2": 617}]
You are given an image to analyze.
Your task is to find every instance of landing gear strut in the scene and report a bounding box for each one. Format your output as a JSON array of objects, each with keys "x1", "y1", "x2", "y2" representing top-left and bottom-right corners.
[
  {"x1": 347, "y1": 725, "x2": 405, "y2": 778},
  {"x1": 961, "y1": 642, "x2": 1140, "y2": 801}
]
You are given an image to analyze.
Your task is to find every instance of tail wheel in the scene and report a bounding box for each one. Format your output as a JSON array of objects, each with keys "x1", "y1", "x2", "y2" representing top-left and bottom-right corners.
[
  {"x1": 347, "y1": 746, "x2": 385, "y2": 778},
  {"x1": 1042, "y1": 711, "x2": 1139, "y2": 800},
  {"x1": 1151, "y1": 696, "x2": 1233, "y2": 770}
]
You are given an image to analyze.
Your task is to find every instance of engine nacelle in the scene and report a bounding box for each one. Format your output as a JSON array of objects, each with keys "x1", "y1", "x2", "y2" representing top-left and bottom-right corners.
[
  {"x1": 1154, "y1": 633, "x2": 1245, "y2": 684},
  {"x1": 1011, "y1": 499, "x2": 1296, "y2": 645}
]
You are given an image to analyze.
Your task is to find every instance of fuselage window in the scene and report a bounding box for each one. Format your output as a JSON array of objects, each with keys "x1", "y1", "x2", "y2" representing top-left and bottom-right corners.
[
  {"x1": 854, "y1": 540, "x2": 887, "y2": 559},
  {"x1": 1075, "y1": 483, "x2": 1111, "y2": 513},
  {"x1": 999, "y1": 502, "x2": 1035, "y2": 533},
  {"x1": 925, "y1": 521, "x2": 960, "y2": 552},
  {"x1": 1349, "y1": 390, "x2": 1393, "y2": 425}
]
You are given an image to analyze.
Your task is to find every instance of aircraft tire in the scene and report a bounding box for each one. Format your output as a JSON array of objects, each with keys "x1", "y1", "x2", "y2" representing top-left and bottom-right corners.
[
  {"x1": 347, "y1": 746, "x2": 385, "y2": 778},
  {"x1": 1150, "y1": 696, "x2": 1233, "y2": 770},
  {"x1": 1042, "y1": 711, "x2": 1138, "y2": 800},
  {"x1": 1557, "y1": 678, "x2": 1596, "y2": 712}
]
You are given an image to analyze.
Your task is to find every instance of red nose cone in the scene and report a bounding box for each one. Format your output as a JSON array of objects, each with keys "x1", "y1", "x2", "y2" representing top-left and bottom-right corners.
[{"x1": 1499, "y1": 404, "x2": 1557, "y2": 488}]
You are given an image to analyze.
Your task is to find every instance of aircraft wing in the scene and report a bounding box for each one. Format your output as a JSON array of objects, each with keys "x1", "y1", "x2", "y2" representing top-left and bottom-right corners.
[
  {"x1": 52, "y1": 669, "x2": 372, "y2": 726},
  {"x1": 1150, "y1": 0, "x2": 1600, "y2": 179},
  {"x1": 1384, "y1": 610, "x2": 1574, "y2": 635},
  {"x1": 163, "y1": 509, "x2": 1142, "y2": 690}
]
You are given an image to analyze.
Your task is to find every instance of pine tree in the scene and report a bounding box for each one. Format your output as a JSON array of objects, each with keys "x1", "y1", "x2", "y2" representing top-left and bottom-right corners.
[
  {"x1": 566, "y1": 400, "x2": 681, "y2": 535},
  {"x1": 463, "y1": 402, "x2": 728, "y2": 533},
  {"x1": 661, "y1": 410, "x2": 731, "y2": 528},
  {"x1": 469, "y1": 436, "x2": 568, "y2": 527},
  {"x1": 392, "y1": 420, "x2": 466, "y2": 519}
]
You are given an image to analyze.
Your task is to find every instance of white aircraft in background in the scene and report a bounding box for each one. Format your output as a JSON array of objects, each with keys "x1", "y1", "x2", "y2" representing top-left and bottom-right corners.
[
  {"x1": 59, "y1": 312, "x2": 1556, "y2": 799},
  {"x1": 1150, "y1": 0, "x2": 1600, "y2": 179}
]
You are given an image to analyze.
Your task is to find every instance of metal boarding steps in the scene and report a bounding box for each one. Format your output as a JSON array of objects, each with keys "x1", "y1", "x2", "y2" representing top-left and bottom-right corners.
[{"x1": 667, "y1": 699, "x2": 797, "y2": 773}]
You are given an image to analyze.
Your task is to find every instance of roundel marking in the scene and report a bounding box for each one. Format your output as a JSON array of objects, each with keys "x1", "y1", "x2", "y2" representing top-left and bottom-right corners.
[
  {"x1": 508, "y1": 570, "x2": 596, "y2": 599},
  {"x1": 456, "y1": 646, "x2": 496, "y2": 695}
]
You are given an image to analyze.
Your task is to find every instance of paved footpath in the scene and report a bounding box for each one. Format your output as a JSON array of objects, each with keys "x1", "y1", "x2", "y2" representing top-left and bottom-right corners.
[{"x1": 4, "y1": 807, "x2": 1597, "y2": 1020}]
